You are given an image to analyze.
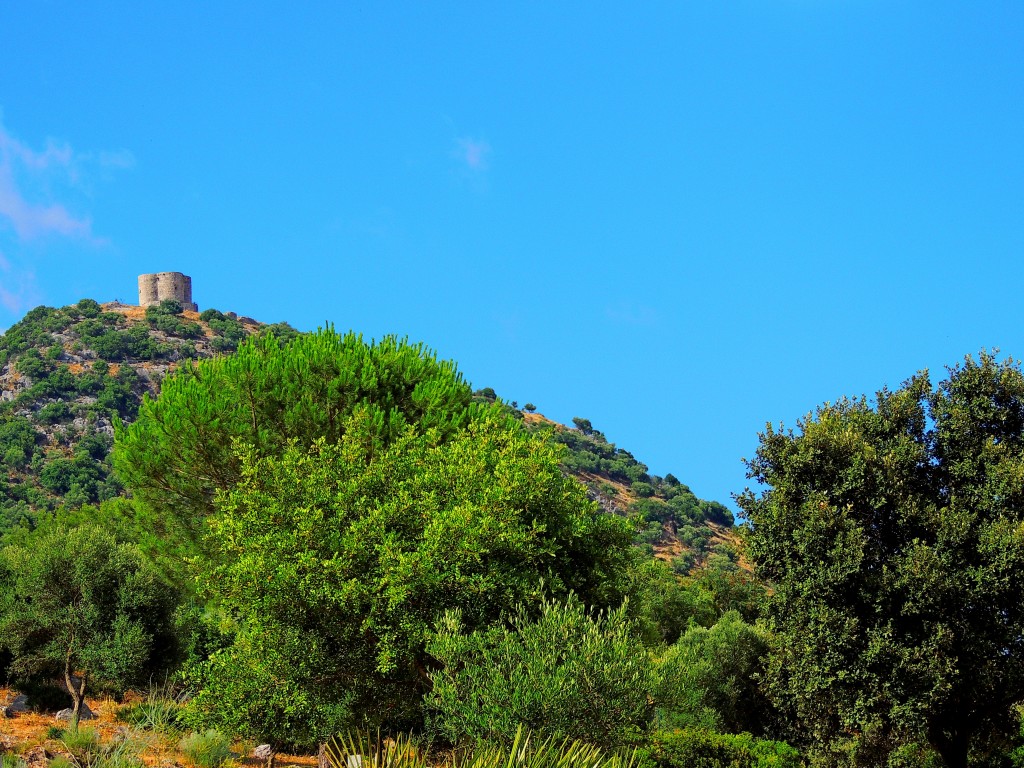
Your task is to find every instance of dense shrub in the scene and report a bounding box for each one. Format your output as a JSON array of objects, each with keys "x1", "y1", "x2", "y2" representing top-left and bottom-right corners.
[
  {"x1": 182, "y1": 417, "x2": 633, "y2": 748},
  {"x1": 179, "y1": 730, "x2": 231, "y2": 768},
  {"x1": 146, "y1": 303, "x2": 202, "y2": 338},
  {"x1": 0, "y1": 418, "x2": 38, "y2": 467},
  {"x1": 648, "y1": 729, "x2": 800, "y2": 768},
  {"x1": 656, "y1": 611, "x2": 773, "y2": 735},
  {"x1": 427, "y1": 598, "x2": 653, "y2": 748}
]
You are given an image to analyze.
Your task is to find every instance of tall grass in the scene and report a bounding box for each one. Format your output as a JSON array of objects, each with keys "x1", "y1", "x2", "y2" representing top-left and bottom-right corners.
[
  {"x1": 179, "y1": 730, "x2": 232, "y2": 768},
  {"x1": 116, "y1": 683, "x2": 186, "y2": 733},
  {"x1": 2, "y1": 755, "x2": 28, "y2": 768},
  {"x1": 325, "y1": 726, "x2": 638, "y2": 768},
  {"x1": 62, "y1": 726, "x2": 103, "y2": 766},
  {"x1": 60, "y1": 725, "x2": 147, "y2": 768}
]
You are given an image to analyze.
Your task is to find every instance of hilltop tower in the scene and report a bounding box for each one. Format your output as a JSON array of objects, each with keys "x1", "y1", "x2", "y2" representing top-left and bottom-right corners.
[{"x1": 138, "y1": 272, "x2": 198, "y2": 312}]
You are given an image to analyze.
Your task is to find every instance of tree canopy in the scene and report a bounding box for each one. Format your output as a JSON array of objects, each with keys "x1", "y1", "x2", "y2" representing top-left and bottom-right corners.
[
  {"x1": 184, "y1": 414, "x2": 634, "y2": 747},
  {"x1": 114, "y1": 329, "x2": 478, "y2": 555},
  {"x1": 740, "y1": 352, "x2": 1024, "y2": 768},
  {"x1": 0, "y1": 522, "x2": 177, "y2": 726}
]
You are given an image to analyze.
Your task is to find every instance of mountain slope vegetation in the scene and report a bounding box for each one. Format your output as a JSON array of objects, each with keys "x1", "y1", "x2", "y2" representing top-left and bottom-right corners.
[{"x1": 0, "y1": 298, "x2": 735, "y2": 569}]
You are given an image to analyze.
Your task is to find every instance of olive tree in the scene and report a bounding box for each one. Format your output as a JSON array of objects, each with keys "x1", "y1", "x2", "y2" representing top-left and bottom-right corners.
[
  {"x1": 740, "y1": 352, "x2": 1024, "y2": 767},
  {"x1": 0, "y1": 523, "x2": 177, "y2": 727}
]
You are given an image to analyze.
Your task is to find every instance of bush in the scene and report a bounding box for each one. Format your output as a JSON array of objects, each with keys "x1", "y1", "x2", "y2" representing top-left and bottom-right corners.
[
  {"x1": 631, "y1": 482, "x2": 655, "y2": 498},
  {"x1": 648, "y1": 729, "x2": 800, "y2": 768},
  {"x1": 117, "y1": 691, "x2": 184, "y2": 733},
  {"x1": 62, "y1": 726, "x2": 103, "y2": 764},
  {"x1": 76, "y1": 299, "x2": 102, "y2": 318},
  {"x1": 426, "y1": 598, "x2": 654, "y2": 748},
  {"x1": 18, "y1": 679, "x2": 73, "y2": 712},
  {"x1": 36, "y1": 401, "x2": 70, "y2": 425},
  {"x1": 655, "y1": 612, "x2": 773, "y2": 736},
  {"x1": 16, "y1": 350, "x2": 51, "y2": 381},
  {"x1": 179, "y1": 730, "x2": 232, "y2": 768}
]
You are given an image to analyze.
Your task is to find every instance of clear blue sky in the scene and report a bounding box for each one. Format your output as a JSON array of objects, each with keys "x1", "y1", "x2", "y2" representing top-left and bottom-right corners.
[{"x1": 1, "y1": 2, "x2": 1021, "y2": 508}]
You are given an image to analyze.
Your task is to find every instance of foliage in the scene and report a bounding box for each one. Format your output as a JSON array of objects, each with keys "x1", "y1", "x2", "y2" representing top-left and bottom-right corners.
[
  {"x1": 0, "y1": 523, "x2": 178, "y2": 724},
  {"x1": 522, "y1": 413, "x2": 736, "y2": 571},
  {"x1": 145, "y1": 302, "x2": 203, "y2": 339},
  {"x1": 199, "y1": 309, "x2": 250, "y2": 352},
  {"x1": 656, "y1": 611, "x2": 774, "y2": 736},
  {"x1": 327, "y1": 726, "x2": 639, "y2": 768},
  {"x1": 59, "y1": 727, "x2": 148, "y2": 768},
  {"x1": 62, "y1": 726, "x2": 104, "y2": 765},
  {"x1": 183, "y1": 414, "x2": 633, "y2": 748},
  {"x1": 426, "y1": 597, "x2": 654, "y2": 749},
  {"x1": 114, "y1": 329, "x2": 478, "y2": 557},
  {"x1": 740, "y1": 352, "x2": 1024, "y2": 767},
  {"x1": 116, "y1": 684, "x2": 186, "y2": 733},
  {"x1": 326, "y1": 732, "x2": 429, "y2": 768},
  {"x1": 647, "y1": 729, "x2": 800, "y2": 768},
  {"x1": 178, "y1": 731, "x2": 232, "y2": 768},
  {"x1": 623, "y1": 558, "x2": 715, "y2": 645}
]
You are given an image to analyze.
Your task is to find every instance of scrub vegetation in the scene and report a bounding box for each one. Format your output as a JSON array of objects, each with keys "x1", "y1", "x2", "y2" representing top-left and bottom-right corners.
[{"x1": 1, "y1": 300, "x2": 1022, "y2": 767}]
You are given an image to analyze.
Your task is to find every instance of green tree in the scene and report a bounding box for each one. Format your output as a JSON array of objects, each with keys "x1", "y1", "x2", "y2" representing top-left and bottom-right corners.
[
  {"x1": 739, "y1": 352, "x2": 1024, "y2": 767},
  {"x1": 183, "y1": 414, "x2": 634, "y2": 748},
  {"x1": 113, "y1": 329, "x2": 476, "y2": 561},
  {"x1": 426, "y1": 597, "x2": 654, "y2": 749},
  {"x1": 572, "y1": 416, "x2": 594, "y2": 435},
  {"x1": 656, "y1": 611, "x2": 773, "y2": 736},
  {"x1": 0, "y1": 523, "x2": 177, "y2": 727}
]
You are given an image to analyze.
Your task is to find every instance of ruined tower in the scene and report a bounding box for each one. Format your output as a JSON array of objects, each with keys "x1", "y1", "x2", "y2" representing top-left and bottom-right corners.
[{"x1": 138, "y1": 272, "x2": 198, "y2": 312}]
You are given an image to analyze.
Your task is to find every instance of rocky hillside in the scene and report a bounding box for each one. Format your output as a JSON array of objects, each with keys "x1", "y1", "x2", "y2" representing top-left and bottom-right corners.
[{"x1": 0, "y1": 298, "x2": 738, "y2": 570}]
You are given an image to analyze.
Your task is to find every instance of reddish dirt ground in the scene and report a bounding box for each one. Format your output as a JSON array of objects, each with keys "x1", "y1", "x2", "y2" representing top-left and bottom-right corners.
[{"x1": 0, "y1": 688, "x2": 318, "y2": 768}]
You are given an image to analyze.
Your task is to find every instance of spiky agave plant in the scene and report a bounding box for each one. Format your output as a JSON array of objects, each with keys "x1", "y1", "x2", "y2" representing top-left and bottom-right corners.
[
  {"x1": 325, "y1": 726, "x2": 637, "y2": 768},
  {"x1": 325, "y1": 732, "x2": 429, "y2": 768},
  {"x1": 460, "y1": 726, "x2": 639, "y2": 768}
]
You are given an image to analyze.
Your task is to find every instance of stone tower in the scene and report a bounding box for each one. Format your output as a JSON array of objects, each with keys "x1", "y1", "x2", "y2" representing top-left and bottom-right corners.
[{"x1": 138, "y1": 272, "x2": 198, "y2": 312}]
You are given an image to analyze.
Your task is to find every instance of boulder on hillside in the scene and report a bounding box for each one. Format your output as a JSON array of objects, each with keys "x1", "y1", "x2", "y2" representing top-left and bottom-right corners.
[{"x1": 0, "y1": 694, "x2": 29, "y2": 718}]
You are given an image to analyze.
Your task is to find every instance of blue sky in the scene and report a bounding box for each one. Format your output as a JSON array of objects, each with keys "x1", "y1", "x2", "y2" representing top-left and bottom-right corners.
[{"x1": 0, "y1": 2, "x2": 1021, "y2": 508}]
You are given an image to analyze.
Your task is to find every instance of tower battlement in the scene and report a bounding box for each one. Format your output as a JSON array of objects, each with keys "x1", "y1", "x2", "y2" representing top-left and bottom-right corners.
[{"x1": 138, "y1": 272, "x2": 198, "y2": 312}]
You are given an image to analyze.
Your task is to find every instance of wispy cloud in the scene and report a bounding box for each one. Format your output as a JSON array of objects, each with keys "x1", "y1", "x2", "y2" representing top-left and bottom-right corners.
[
  {"x1": 0, "y1": 119, "x2": 131, "y2": 317},
  {"x1": 0, "y1": 119, "x2": 131, "y2": 242},
  {"x1": 453, "y1": 137, "x2": 491, "y2": 171}
]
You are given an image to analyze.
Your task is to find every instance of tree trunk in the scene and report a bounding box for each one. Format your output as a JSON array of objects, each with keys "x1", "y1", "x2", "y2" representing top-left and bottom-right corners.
[
  {"x1": 933, "y1": 726, "x2": 971, "y2": 768},
  {"x1": 64, "y1": 649, "x2": 87, "y2": 731}
]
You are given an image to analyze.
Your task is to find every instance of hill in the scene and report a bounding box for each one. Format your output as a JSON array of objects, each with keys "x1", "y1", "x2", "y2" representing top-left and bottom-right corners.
[{"x1": 0, "y1": 298, "x2": 737, "y2": 569}]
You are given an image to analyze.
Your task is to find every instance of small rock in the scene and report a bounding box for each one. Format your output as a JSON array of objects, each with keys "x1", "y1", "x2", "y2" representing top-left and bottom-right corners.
[
  {"x1": 5, "y1": 695, "x2": 28, "y2": 714},
  {"x1": 22, "y1": 746, "x2": 51, "y2": 768},
  {"x1": 55, "y1": 703, "x2": 95, "y2": 721},
  {"x1": 254, "y1": 745, "x2": 274, "y2": 760},
  {"x1": 1, "y1": 695, "x2": 28, "y2": 716}
]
